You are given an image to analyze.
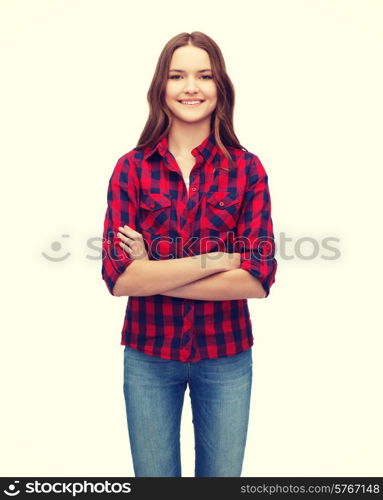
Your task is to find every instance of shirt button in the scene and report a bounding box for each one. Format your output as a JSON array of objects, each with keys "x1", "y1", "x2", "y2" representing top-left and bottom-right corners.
[
  {"x1": 191, "y1": 187, "x2": 197, "y2": 191},
  {"x1": 107, "y1": 240, "x2": 111, "y2": 244},
  {"x1": 150, "y1": 203, "x2": 155, "y2": 208},
  {"x1": 219, "y1": 201, "x2": 224, "y2": 206}
]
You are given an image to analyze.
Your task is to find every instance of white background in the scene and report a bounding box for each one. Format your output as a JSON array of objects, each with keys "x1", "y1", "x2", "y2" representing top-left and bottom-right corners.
[{"x1": 1, "y1": 0, "x2": 382, "y2": 476}]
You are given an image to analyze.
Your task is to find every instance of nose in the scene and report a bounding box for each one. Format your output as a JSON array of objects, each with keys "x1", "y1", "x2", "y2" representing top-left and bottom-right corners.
[{"x1": 183, "y1": 76, "x2": 199, "y2": 93}]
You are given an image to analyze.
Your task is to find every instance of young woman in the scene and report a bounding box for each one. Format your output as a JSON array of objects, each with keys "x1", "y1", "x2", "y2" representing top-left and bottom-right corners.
[{"x1": 101, "y1": 31, "x2": 278, "y2": 477}]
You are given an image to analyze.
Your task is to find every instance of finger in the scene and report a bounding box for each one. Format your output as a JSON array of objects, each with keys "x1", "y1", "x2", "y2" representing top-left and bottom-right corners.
[
  {"x1": 117, "y1": 232, "x2": 134, "y2": 243},
  {"x1": 118, "y1": 225, "x2": 134, "y2": 233},
  {"x1": 117, "y1": 225, "x2": 132, "y2": 235},
  {"x1": 122, "y1": 225, "x2": 141, "y2": 238},
  {"x1": 119, "y1": 241, "x2": 131, "y2": 252}
]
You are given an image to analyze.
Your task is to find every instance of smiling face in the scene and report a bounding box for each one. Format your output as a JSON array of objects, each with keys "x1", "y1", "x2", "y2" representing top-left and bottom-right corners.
[{"x1": 165, "y1": 45, "x2": 217, "y2": 126}]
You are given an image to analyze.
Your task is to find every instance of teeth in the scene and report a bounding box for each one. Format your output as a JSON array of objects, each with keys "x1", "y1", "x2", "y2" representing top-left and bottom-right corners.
[{"x1": 180, "y1": 101, "x2": 202, "y2": 105}]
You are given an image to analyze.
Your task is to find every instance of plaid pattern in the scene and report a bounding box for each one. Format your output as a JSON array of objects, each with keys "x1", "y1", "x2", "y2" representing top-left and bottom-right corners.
[{"x1": 101, "y1": 131, "x2": 277, "y2": 362}]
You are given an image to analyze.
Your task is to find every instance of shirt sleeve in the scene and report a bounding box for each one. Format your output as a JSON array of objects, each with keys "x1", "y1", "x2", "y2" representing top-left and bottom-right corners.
[
  {"x1": 101, "y1": 155, "x2": 139, "y2": 296},
  {"x1": 236, "y1": 154, "x2": 278, "y2": 298}
]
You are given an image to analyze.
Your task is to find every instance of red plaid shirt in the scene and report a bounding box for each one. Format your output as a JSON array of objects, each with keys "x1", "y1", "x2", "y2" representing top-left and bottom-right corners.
[{"x1": 101, "y1": 131, "x2": 277, "y2": 362}]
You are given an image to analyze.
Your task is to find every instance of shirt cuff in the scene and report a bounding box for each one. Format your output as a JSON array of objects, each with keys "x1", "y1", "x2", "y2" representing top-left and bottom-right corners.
[{"x1": 239, "y1": 258, "x2": 277, "y2": 298}]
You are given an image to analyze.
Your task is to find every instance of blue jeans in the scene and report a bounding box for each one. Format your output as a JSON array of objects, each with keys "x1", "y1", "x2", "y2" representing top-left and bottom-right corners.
[{"x1": 123, "y1": 345, "x2": 253, "y2": 477}]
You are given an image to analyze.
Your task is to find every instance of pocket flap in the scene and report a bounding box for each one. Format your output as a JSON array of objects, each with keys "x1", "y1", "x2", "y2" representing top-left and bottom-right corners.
[
  {"x1": 140, "y1": 192, "x2": 171, "y2": 211},
  {"x1": 206, "y1": 191, "x2": 240, "y2": 208}
]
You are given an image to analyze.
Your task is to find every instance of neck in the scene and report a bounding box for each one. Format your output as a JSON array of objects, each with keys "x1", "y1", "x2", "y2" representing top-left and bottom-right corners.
[{"x1": 167, "y1": 123, "x2": 211, "y2": 157}]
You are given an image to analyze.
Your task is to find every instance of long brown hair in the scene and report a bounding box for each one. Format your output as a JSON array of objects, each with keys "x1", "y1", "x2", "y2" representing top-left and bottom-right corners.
[{"x1": 135, "y1": 31, "x2": 248, "y2": 171}]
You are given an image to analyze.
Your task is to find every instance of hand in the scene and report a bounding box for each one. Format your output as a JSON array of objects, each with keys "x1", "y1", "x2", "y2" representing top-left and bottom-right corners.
[{"x1": 117, "y1": 225, "x2": 149, "y2": 261}]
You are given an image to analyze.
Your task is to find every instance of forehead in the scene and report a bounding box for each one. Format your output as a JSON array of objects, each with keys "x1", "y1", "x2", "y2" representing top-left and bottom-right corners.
[{"x1": 169, "y1": 45, "x2": 212, "y2": 70}]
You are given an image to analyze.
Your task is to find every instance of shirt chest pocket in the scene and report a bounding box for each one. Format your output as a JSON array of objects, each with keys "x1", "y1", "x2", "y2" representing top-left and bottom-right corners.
[
  {"x1": 204, "y1": 191, "x2": 241, "y2": 232},
  {"x1": 139, "y1": 192, "x2": 172, "y2": 235}
]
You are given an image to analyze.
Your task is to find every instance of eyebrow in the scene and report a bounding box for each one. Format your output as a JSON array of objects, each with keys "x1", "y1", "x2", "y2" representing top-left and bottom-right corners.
[{"x1": 169, "y1": 69, "x2": 212, "y2": 73}]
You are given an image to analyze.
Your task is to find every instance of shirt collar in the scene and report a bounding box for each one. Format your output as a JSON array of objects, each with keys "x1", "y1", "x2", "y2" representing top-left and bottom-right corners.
[{"x1": 143, "y1": 130, "x2": 218, "y2": 163}]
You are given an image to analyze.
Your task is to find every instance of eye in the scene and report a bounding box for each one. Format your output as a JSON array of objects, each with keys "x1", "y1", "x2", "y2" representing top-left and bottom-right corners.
[{"x1": 168, "y1": 75, "x2": 214, "y2": 80}]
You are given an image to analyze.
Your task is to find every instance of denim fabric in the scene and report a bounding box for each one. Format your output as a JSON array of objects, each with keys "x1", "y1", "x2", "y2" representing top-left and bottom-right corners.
[{"x1": 123, "y1": 345, "x2": 253, "y2": 477}]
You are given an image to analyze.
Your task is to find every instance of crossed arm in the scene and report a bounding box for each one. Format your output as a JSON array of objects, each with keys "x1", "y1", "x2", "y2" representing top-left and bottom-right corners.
[
  {"x1": 111, "y1": 222, "x2": 267, "y2": 300},
  {"x1": 159, "y1": 268, "x2": 266, "y2": 300},
  {"x1": 111, "y1": 243, "x2": 266, "y2": 300}
]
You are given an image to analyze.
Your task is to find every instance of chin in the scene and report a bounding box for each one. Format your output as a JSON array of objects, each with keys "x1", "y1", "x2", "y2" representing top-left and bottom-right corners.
[{"x1": 175, "y1": 114, "x2": 211, "y2": 124}]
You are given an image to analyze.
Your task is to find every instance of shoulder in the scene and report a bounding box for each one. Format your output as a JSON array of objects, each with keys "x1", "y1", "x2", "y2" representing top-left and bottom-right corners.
[
  {"x1": 114, "y1": 148, "x2": 141, "y2": 167},
  {"x1": 107, "y1": 148, "x2": 142, "y2": 187},
  {"x1": 111, "y1": 147, "x2": 145, "y2": 175},
  {"x1": 226, "y1": 145, "x2": 267, "y2": 179}
]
